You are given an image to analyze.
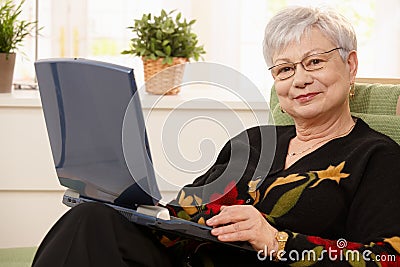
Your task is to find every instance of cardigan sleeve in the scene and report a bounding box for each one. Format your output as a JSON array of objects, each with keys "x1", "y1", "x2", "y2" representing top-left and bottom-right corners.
[{"x1": 275, "y1": 140, "x2": 400, "y2": 266}]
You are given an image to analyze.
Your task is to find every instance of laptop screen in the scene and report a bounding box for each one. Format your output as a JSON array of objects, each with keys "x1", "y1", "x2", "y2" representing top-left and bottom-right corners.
[{"x1": 35, "y1": 58, "x2": 161, "y2": 208}]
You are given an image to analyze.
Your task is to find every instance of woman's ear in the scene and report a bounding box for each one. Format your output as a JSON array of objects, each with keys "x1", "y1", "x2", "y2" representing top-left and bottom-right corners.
[{"x1": 347, "y1": 50, "x2": 358, "y2": 84}]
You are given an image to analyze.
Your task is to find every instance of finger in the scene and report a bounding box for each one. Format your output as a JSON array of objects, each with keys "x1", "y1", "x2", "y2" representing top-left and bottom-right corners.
[
  {"x1": 216, "y1": 229, "x2": 253, "y2": 242},
  {"x1": 206, "y1": 206, "x2": 249, "y2": 226},
  {"x1": 210, "y1": 221, "x2": 251, "y2": 236}
]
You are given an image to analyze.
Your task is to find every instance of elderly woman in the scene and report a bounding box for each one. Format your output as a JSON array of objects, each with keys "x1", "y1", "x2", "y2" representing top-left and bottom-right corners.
[
  {"x1": 33, "y1": 6, "x2": 400, "y2": 267},
  {"x1": 200, "y1": 5, "x2": 400, "y2": 265}
]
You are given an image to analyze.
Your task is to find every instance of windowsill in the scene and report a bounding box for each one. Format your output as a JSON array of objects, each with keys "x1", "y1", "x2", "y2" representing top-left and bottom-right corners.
[
  {"x1": 139, "y1": 84, "x2": 270, "y2": 111},
  {"x1": 0, "y1": 90, "x2": 42, "y2": 107},
  {"x1": 0, "y1": 85, "x2": 271, "y2": 111}
]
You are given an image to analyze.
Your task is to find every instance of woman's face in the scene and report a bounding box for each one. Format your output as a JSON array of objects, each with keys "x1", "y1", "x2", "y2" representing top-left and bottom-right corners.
[{"x1": 272, "y1": 28, "x2": 358, "y2": 122}]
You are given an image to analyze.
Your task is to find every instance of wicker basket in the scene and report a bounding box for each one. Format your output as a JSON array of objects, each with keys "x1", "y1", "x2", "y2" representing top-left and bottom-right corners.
[{"x1": 143, "y1": 57, "x2": 188, "y2": 95}]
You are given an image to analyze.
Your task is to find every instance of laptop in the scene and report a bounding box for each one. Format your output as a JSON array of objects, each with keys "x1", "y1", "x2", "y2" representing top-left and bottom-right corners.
[{"x1": 34, "y1": 58, "x2": 254, "y2": 252}]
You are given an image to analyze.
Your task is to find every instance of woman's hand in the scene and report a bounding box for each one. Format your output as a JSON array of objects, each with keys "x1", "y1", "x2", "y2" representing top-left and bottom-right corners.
[{"x1": 206, "y1": 205, "x2": 279, "y2": 254}]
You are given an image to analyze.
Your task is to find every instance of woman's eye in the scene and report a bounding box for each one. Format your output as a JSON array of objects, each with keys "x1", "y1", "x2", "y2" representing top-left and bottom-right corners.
[
  {"x1": 310, "y1": 59, "x2": 322, "y2": 65},
  {"x1": 278, "y1": 66, "x2": 293, "y2": 74},
  {"x1": 304, "y1": 57, "x2": 326, "y2": 70},
  {"x1": 309, "y1": 58, "x2": 325, "y2": 65}
]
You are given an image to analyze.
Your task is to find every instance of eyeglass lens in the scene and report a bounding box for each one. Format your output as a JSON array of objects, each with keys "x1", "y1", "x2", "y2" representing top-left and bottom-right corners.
[{"x1": 270, "y1": 47, "x2": 342, "y2": 80}]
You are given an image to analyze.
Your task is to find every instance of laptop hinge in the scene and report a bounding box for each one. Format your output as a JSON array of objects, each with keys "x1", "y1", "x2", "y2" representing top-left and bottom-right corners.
[
  {"x1": 136, "y1": 205, "x2": 170, "y2": 220},
  {"x1": 64, "y1": 188, "x2": 80, "y2": 198}
]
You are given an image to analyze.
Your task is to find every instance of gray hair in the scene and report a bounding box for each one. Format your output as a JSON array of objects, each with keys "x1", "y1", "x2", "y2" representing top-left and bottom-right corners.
[{"x1": 263, "y1": 6, "x2": 357, "y2": 67}]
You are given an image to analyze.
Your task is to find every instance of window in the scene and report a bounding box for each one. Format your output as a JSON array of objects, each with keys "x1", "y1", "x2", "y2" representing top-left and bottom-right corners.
[{"x1": 15, "y1": 0, "x2": 400, "y2": 94}]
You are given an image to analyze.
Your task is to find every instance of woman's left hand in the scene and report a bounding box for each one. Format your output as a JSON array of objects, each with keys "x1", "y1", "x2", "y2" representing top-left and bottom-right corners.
[{"x1": 206, "y1": 205, "x2": 278, "y2": 253}]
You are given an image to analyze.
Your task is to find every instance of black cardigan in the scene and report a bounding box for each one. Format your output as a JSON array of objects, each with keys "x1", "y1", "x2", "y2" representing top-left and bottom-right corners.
[{"x1": 166, "y1": 118, "x2": 400, "y2": 266}]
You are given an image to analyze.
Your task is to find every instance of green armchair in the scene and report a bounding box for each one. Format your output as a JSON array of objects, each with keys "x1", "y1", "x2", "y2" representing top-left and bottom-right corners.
[
  {"x1": 270, "y1": 79, "x2": 400, "y2": 144},
  {"x1": 0, "y1": 247, "x2": 37, "y2": 267}
]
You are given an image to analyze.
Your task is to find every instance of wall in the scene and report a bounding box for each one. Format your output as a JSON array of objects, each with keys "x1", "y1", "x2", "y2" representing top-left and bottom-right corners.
[{"x1": 0, "y1": 92, "x2": 68, "y2": 248}]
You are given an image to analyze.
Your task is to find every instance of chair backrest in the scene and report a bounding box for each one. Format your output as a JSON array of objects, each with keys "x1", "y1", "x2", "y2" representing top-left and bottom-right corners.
[{"x1": 270, "y1": 78, "x2": 400, "y2": 144}]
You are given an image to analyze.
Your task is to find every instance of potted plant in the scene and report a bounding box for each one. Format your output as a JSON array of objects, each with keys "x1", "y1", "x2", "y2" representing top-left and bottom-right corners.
[
  {"x1": 0, "y1": 0, "x2": 37, "y2": 93},
  {"x1": 122, "y1": 9, "x2": 205, "y2": 95}
]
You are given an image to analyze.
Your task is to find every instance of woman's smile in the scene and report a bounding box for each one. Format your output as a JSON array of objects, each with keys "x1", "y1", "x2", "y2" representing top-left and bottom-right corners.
[{"x1": 294, "y1": 92, "x2": 321, "y2": 103}]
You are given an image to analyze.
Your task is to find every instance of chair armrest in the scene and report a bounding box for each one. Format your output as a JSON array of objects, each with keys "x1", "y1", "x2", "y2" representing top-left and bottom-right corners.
[{"x1": 0, "y1": 247, "x2": 37, "y2": 267}]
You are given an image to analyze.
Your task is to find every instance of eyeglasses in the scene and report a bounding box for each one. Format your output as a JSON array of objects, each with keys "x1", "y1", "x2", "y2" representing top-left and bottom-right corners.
[{"x1": 268, "y1": 47, "x2": 343, "y2": 80}]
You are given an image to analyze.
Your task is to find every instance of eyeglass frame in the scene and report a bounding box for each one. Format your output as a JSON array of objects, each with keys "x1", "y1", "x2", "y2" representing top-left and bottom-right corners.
[{"x1": 268, "y1": 47, "x2": 343, "y2": 80}]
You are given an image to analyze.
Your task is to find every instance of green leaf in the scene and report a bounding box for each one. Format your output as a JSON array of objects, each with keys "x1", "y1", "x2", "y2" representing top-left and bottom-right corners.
[
  {"x1": 162, "y1": 57, "x2": 169, "y2": 64},
  {"x1": 262, "y1": 213, "x2": 275, "y2": 225},
  {"x1": 176, "y1": 12, "x2": 181, "y2": 22},
  {"x1": 149, "y1": 53, "x2": 157, "y2": 60},
  {"x1": 161, "y1": 24, "x2": 174, "y2": 34},
  {"x1": 164, "y1": 45, "x2": 171, "y2": 56},
  {"x1": 168, "y1": 9, "x2": 177, "y2": 16},
  {"x1": 177, "y1": 210, "x2": 191, "y2": 220},
  {"x1": 345, "y1": 249, "x2": 366, "y2": 267},
  {"x1": 269, "y1": 178, "x2": 314, "y2": 219},
  {"x1": 155, "y1": 30, "x2": 162, "y2": 40},
  {"x1": 155, "y1": 50, "x2": 166, "y2": 57},
  {"x1": 138, "y1": 47, "x2": 146, "y2": 55}
]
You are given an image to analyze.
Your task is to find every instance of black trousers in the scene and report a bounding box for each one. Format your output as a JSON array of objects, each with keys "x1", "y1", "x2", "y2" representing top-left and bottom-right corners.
[
  {"x1": 32, "y1": 202, "x2": 173, "y2": 267},
  {"x1": 32, "y1": 202, "x2": 278, "y2": 267}
]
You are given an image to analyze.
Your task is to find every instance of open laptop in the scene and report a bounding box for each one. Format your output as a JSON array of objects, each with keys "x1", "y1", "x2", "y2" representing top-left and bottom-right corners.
[{"x1": 34, "y1": 58, "x2": 254, "y2": 251}]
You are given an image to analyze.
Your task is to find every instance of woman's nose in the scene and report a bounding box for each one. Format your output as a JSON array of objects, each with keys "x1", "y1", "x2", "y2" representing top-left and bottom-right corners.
[{"x1": 292, "y1": 64, "x2": 313, "y2": 88}]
